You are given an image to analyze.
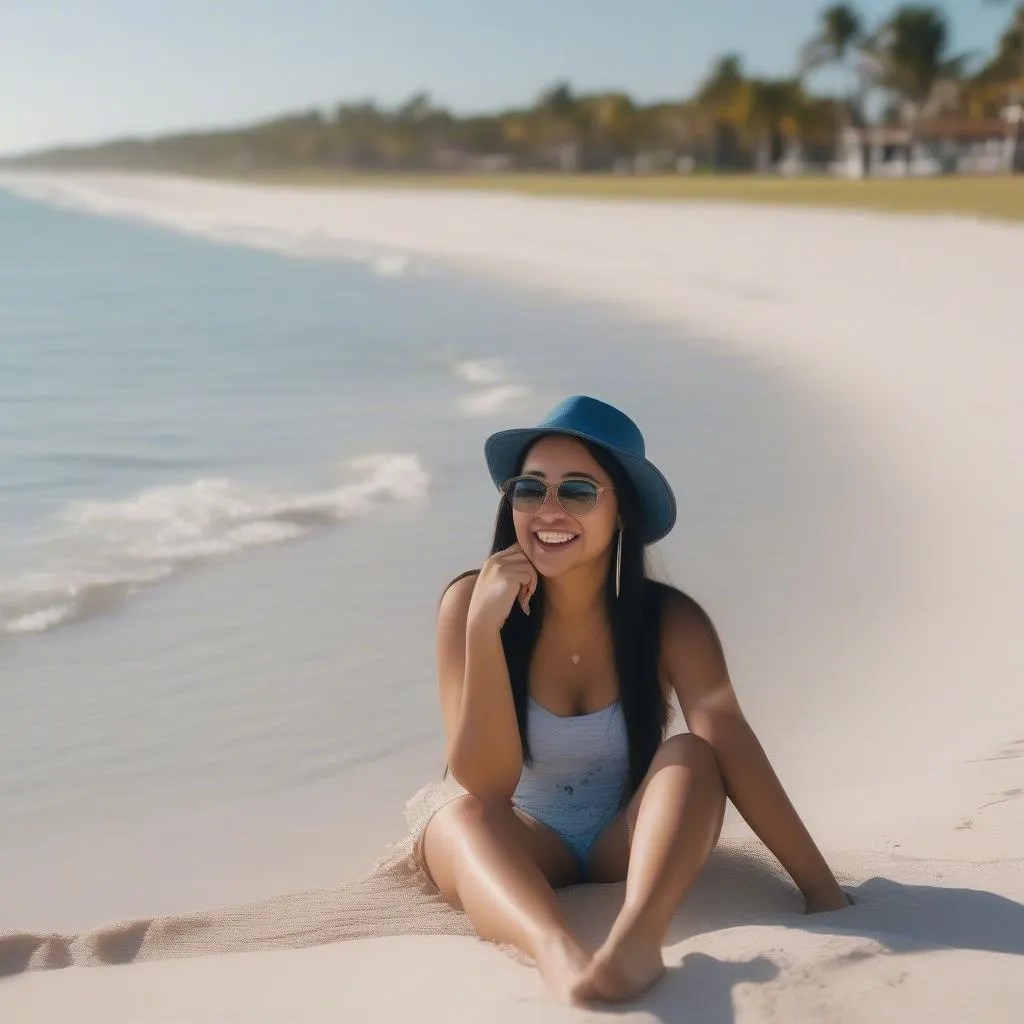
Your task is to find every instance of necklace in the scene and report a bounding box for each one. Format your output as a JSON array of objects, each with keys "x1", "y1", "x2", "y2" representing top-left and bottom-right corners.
[{"x1": 551, "y1": 615, "x2": 605, "y2": 667}]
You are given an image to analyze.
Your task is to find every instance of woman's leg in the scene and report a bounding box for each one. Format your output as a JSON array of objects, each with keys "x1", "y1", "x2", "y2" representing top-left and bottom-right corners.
[
  {"x1": 421, "y1": 793, "x2": 591, "y2": 1002},
  {"x1": 577, "y1": 733, "x2": 726, "y2": 1002}
]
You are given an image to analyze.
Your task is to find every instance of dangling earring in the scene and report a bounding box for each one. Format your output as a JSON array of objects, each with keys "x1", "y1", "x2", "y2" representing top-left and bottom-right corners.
[{"x1": 615, "y1": 528, "x2": 622, "y2": 599}]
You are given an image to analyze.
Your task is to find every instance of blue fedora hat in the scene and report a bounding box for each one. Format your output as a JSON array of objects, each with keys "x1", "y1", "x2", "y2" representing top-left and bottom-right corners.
[{"x1": 484, "y1": 395, "x2": 676, "y2": 545}]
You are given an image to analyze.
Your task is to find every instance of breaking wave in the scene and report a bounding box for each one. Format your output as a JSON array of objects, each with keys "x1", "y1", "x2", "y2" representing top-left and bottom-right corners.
[{"x1": 0, "y1": 453, "x2": 428, "y2": 635}]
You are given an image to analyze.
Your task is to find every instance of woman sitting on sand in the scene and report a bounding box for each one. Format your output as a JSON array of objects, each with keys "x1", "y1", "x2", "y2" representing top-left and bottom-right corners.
[{"x1": 416, "y1": 395, "x2": 849, "y2": 1005}]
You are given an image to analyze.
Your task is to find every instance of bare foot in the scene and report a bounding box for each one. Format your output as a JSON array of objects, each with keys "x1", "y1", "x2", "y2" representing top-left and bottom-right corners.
[
  {"x1": 534, "y1": 932, "x2": 593, "y2": 1005},
  {"x1": 571, "y1": 933, "x2": 665, "y2": 1004}
]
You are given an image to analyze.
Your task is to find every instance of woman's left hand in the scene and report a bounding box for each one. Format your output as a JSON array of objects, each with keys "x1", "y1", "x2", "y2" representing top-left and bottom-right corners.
[{"x1": 803, "y1": 884, "x2": 852, "y2": 914}]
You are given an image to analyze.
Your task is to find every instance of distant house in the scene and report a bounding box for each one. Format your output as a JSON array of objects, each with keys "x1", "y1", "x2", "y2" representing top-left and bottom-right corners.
[{"x1": 836, "y1": 107, "x2": 1024, "y2": 177}]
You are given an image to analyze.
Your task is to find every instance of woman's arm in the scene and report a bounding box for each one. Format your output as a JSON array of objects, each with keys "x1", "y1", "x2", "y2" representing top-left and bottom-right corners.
[
  {"x1": 437, "y1": 574, "x2": 524, "y2": 800},
  {"x1": 660, "y1": 590, "x2": 849, "y2": 913}
]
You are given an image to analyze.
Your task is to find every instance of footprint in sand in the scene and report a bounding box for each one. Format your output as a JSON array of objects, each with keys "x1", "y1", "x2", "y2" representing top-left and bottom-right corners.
[
  {"x1": 956, "y1": 787, "x2": 1023, "y2": 829},
  {"x1": 979, "y1": 788, "x2": 1023, "y2": 810},
  {"x1": 967, "y1": 739, "x2": 1024, "y2": 763}
]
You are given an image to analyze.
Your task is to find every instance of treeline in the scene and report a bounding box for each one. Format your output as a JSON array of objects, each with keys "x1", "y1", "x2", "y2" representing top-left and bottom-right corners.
[{"x1": 8, "y1": 3, "x2": 1024, "y2": 174}]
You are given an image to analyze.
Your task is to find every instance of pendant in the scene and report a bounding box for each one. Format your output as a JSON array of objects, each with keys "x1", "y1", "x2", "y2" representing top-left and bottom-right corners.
[{"x1": 571, "y1": 654, "x2": 580, "y2": 666}]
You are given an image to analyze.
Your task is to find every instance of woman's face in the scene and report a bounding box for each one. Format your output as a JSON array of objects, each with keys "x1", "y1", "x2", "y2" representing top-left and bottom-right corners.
[{"x1": 511, "y1": 435, "x2": 620, "y2": 580}]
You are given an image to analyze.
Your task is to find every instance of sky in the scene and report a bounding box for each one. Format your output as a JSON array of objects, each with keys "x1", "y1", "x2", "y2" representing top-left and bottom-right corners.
[{"x1": 0, "y1": 0, "x2": 1014, "y2": 155}]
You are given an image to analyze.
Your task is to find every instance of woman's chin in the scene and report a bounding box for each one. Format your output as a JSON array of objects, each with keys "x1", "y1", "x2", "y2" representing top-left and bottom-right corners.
[
  {"x1": 530, "y1": 556, "x2": 568, "y2": 578},
  {"x1": 530, "y1": 547, "x2": 584, "y2": 579}
]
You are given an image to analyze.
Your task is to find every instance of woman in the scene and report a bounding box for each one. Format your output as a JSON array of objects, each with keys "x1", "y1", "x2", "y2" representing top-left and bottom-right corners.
[{"x1": 417, "y1": 395, "x2": 849, "y2": 1005}]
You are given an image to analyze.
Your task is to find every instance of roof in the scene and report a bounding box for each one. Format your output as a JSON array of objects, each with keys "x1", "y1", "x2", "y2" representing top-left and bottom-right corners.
[{"x1": 844, "y1": 120, "x2": 1015, "y2": 145}]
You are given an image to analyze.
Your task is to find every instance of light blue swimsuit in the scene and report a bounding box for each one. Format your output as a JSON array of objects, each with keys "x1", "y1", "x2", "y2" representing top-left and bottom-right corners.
[{"x1": 512, "y1": 697, "x2": 630, "y2": 877}]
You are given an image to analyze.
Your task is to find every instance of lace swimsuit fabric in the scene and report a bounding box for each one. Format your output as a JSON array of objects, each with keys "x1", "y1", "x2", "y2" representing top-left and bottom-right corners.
[{"x1": 511, "y1": 697, "x2": 630, "y2": 876}]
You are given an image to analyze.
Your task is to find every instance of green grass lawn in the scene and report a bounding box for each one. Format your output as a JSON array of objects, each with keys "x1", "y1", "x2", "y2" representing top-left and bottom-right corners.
[{"x1": 228, "y1": 169, "x2": 1024, "y2": 222}]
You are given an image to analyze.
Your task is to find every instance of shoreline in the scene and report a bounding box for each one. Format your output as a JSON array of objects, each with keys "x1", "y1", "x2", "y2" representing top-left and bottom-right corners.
[{"x1": 3, "y1": 167, "x2": 1024, "y2": 222}]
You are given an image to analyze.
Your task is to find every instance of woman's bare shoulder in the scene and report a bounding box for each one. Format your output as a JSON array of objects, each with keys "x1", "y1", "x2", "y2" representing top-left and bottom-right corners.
[
  {"x1": 653, "y1": 583, "x2": 737, "y2": 716},
  {"x1": 646, "y1": 581, "x2": 715, "y2": 631},
  {"x1": 651, "y1": 582, "x2": 725, "y2": 665},
  {"x1": 437, "y1": 570, "x2": 481, "y2": 619}
]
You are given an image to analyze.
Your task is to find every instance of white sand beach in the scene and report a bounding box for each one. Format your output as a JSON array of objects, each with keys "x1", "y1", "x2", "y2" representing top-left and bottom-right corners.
[{"x1": 1, "y1": 173, "x2": 1022, "y2": 1022}]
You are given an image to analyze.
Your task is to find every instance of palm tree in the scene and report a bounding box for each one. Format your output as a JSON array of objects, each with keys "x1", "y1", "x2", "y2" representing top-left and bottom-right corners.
[
  {"x1": 800, "y1": 4, "x2": 867, "y2": 96},
  {"x1": 980, "y1": 2, "x2": 1024, "y2": 170},
  {"x1": 867, "y1": 6, "x2": 969, "y2": 126},
  {"x1": 746, "y1": 78, "x2": 805, "y2": 171},
  {"x1": 800, "y1": 4, "x2": 870, "y2": 173},
  {"x1": 981, "y1": 3, "x2": 1024, "y2": 99},
  {"x1": 696, "y1": 55, "x2": 750, "y2": 169}
]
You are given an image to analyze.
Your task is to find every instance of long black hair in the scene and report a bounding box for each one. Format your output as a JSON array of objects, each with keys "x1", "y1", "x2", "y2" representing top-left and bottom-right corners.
[{"x1": 443, "y1": 437, "x2": 671, "y2": 800}]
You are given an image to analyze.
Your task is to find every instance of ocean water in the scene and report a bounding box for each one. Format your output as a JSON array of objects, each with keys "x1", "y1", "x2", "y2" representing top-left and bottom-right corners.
[{"x1": 0, "y1": 185, "x2": 898, "y2": 928}]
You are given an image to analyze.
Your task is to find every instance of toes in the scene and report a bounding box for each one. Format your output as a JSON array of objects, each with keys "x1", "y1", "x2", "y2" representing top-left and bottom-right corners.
[
  {"x1": 571, "y1": 960, "x2": 618, "y2": 1003},
  {"x1": 538, "y1": 950, "x2": 594, "y2": 1006},
  {"x1": 580, "y1": 951, "x2": 665, "y2": 1004},
  {"x1": 568, "y1": 968, "x2": 603, "y2": 1006}
]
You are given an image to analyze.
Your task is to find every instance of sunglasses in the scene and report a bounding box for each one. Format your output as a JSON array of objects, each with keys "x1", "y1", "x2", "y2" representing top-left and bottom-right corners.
[{"x1": 501, "y1": 475, "x2": 614, "y2": 516}]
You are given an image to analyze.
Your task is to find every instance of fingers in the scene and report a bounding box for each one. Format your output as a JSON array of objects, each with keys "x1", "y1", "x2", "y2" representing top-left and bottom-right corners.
[
  {"x1": 498, "y1": 545, "x2": 536, "y2": 573},
  {"x1": 496, "y1": 542, "x2": 530, "y2": 561},
  {"x1": 502, "y1": 551, "x2": 537, "y2": 615},
  {"x1": 519, "y1": 568, "x2": 537, "y2": 616},
  {"x1": 505, "y1": 567, "x2": 534, "y2": 610},
  {"x1": 490, "y1": 543, "x2": 538, "y2": 616}
]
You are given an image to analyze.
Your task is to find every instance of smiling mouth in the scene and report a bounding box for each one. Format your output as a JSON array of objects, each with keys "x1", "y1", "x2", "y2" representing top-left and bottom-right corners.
[{"x1": 534, "y1": 530, "x2": 579, "y2": 551}]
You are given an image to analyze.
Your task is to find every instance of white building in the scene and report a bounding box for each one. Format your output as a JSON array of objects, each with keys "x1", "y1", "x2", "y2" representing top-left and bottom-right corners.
[{"x1": 835, "y1": 110, "x2": 1023, "y2": 178}]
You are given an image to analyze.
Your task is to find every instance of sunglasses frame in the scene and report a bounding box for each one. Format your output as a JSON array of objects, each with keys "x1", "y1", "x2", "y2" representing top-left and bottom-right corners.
[{"x1": 501, "y1": 474, "x2": 615, "y2": 517}]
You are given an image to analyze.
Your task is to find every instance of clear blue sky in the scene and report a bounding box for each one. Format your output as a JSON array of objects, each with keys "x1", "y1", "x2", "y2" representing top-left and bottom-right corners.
[{"x1": 0, "y1": 0, "x2": 1012, "y2": 155}]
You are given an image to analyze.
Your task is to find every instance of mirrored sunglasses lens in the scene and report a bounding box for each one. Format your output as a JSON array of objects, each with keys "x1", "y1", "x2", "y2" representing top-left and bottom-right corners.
[
  {"x1": 508, "y1": 479, "x2": 546, "y2": 510},
  {"x1": 558, "y1": 480, "x2": 599, "y2": 514}
]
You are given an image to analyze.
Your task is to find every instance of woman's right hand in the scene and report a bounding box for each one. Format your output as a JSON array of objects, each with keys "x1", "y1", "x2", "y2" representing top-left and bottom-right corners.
[{"x1": 467, "y1": 543, "x2": 538, "y2": 632}]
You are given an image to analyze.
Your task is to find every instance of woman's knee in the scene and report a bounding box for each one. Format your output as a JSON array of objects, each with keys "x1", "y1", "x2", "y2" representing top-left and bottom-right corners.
[
  {"x1": 656, "y1": 734, "x2": 724, "y2": 790},
  {"x1": 421, "y1": 795, "x2": 499, "y2": 902}
]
